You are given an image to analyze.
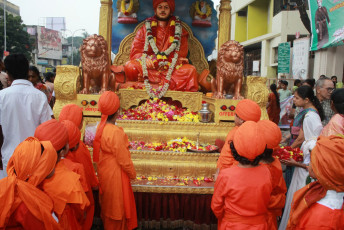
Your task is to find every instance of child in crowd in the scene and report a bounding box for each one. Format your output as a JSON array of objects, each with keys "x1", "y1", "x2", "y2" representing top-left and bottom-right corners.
[
  {"x1": 278, "y1": 80, "x2": 292, "y2": 102},
  {"x1": 212, "y1": 121, "x2": 272, "y2": 229},
  {"x1": 35, "y1": 119, "x2": 90, "y2": 230},
  {"x1": 217, "y1": 99, "x2": 261, "y2": 171},
  {"x1": 258, "y1": 120, "x2": 287, "y2": 230},
  {"x1": 59, "y1": 104, "x2": 99, "y2": 230},
  {"x1": 93, "y1": 91, "x2": 137, "y2": 230}
]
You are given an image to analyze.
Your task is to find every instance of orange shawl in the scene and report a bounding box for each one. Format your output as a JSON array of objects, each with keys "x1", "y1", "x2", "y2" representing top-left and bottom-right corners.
[
  {"x1": 0, "y1": 137, "x2": 60, "y2": 230},
  {"x1": 287, "y1": 135, "x2": 344, "y2": 229}
]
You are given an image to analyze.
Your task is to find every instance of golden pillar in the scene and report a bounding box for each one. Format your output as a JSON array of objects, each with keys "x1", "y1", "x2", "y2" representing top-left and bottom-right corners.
[
  {"x1": 218, "y1": 0, "x2": 232, "y2": 48},
  {"x1": 99, "y1": 0, "x2": 113, "y2": 61}
]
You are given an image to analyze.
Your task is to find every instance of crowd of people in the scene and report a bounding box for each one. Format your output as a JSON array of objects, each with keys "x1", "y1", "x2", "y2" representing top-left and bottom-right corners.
[{"x1": 0, "y1": 53, "x2": 343, "y2": 230}]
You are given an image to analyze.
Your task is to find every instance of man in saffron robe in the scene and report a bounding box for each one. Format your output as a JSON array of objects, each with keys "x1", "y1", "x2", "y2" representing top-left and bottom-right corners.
[
  {"x1": 93, "y1": 91, "x2": 137, "y2": 230},
  {"x1": 211, "y1": 121, "x2": 272, "y2": 230},
  {"x1": 287, "y1": 135, "x2": 344, "y2": 229},
  {"x1": 59, "y1": 104, "x2": 99, "y2": 230},
  {"x1": 0, "y1": 137, "x2": 60, "y2": 230},
  {"x1": 258, "y1": 120, "x2": 286, "y2": 230},
  {"x1": 124, "y1": 0, "x2": 198, "y2": 92},
  {"x1": 216, "y1": 99, "x2": 261, "y2": 171},
  {"x1": 35, "y1": 119, "x2": 90, "y2": 230}
]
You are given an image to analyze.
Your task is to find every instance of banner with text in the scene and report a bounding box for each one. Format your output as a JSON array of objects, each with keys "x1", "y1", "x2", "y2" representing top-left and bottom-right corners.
[
  {"x1": 308, "y1": 0, "x2": 344, "y2": 51},
  {"x1": 278, "y1": 42, "x2": 290, "y2": 74},
  {"x1": 292, "y1": 37, "x2": 310, "y2": 80},
  {"x1": 37, "y1": 26, "x2": 62, "y2": 60}
]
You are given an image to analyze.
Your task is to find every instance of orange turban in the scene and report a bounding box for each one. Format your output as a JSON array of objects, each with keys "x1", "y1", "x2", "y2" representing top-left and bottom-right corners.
[
  {"x1": 61, "y1": 120, "x2": 81, "y2": 149},
  {"x1": 257, "y1": 120, "x2": 282, "y2": 149},
  {"x1": 287, "y1": 135, "x2": 344, "y2": 229},
  {"x1": 59, "y1": 104, "x2": 83, "y2": 127},
  {"x1": 35, "y1": 119, "x2": 69, "y2": 151},
  {"x1": 233, "y1": 121, "x2": 266, "y2": 160},
  {"x1": 153, "y1": 0, "x2": 175, "y2": 14},
  {"x1": 311, "y1": 135, "x2": 344, "y2": 191},
  {"x1": 93, "y1": 91, "x2": 120, "y2": 162},
  {"x1": 235, "y1": 99, "x2": 261, "y2": 122},
  {"x1": 1, "y1": 137, "x2": 59, "y2": 229}
]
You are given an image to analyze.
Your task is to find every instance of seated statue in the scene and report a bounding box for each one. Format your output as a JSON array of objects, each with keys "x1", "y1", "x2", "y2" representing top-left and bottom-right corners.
[{"x1": 124, "y1": 0, "x2": 199, "y2": 96}]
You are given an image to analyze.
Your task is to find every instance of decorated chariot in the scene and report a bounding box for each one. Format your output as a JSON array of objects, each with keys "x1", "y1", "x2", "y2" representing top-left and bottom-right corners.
[{"x1": 53, "y1": 0, "x2": 269, "y2": 228}]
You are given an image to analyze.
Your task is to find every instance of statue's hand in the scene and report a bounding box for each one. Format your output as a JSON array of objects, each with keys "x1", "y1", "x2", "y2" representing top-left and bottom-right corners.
[
  {"x1": 316, "y1": 29, "x2": 319, "y2": 34},
  {"x1": 178, "y1": 58, "x2": 189, "y2": 65},
  {"x1": 146, "y1": 58, "x2": 155, "y2": 69},
  {"x1": 99, "y1": 88, "x2": 107, "y2": 94}
]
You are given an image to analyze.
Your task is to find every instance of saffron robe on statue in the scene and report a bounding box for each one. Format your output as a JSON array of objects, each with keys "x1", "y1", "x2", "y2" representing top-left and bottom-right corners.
[
  {"x1": 211, "y1": 165, "x2": 272, "y2": 230},
  {"x1": 42, "y1": 161, "x2": 90, "y2": 230},
  {"x1": 124, "y1": 17, "x2": 198, "y2": 92},
  {"x1": 98, "y1": 124, "x2": 137, "y2": 230}
]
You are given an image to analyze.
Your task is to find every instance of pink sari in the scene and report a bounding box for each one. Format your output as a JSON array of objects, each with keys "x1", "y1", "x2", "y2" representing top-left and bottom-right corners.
[{"x1": 320, "y1": 114, "x2": 344, "y2": 136}]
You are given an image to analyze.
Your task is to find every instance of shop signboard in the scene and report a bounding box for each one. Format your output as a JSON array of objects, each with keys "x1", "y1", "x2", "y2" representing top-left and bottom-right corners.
[{"x1": 278, "y1": 42, "x2": 290, "y2": 74}]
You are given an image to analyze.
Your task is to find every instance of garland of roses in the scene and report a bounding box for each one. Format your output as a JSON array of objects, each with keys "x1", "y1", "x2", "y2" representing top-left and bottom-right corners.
[
  {"x1": 142, "y1": 16, "x2": 182, "y2": 98},
  {"x1": 121, "y1": 0, "x2": 134, "y2": 15},
  {"x1": 195, "y1": 1, "x2": 212, "y2": 19}
]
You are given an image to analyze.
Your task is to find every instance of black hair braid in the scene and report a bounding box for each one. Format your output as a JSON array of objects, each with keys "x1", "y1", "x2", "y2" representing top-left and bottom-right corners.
[
  {"x1": 270, "y1": 84, "x2": 280, "y2": 108},
  {"x1": 311, "y1": 96, "x2": 325, "y2": 121}
]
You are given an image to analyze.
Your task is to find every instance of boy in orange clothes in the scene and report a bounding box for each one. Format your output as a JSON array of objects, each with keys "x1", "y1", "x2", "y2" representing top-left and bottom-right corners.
[
  {"x1": 0, "y1": 137, "x2": 60, "y2": 230},
  {"x1": 287, "y1": 135, "x2": 344, "y2": 229},
  {"x1": 257, "y1": 120, "x2": 287, "y2": 230},
  {"x1": 35, "y1": 119, "x2": 90, "y2": 230},
  {"x1": 211, "y1": 121, "x2": 272, "y2": 230},
  {"x1": 217, "y1": 99, "x2": 261, "y2": 171},
  {"x1": 93, "y1": 91, "x2": 137, "y2": 230},
  {"x1": 59, "y1": 104, "x2": 99, "y2": 230}
]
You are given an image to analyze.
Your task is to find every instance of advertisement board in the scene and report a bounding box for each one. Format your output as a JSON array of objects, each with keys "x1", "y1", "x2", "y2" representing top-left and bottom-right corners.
[
  {"x1": 292, "y1": 37, "x2": 310, "y2": 80},
  {"x1": 37, "y1": 26, "x2": 62, "y2": 60},
  {"x1": 308, "y1": 0, "x2": 344, "y2": 50}
]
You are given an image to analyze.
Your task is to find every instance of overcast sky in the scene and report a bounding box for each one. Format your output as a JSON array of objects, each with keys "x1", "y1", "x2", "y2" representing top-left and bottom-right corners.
[{"x1": 8, "y1": 0, "x2": 221, "y2": 36}]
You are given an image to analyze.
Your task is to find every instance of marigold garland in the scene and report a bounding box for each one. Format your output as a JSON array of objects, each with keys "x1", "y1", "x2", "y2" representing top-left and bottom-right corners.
[{"x1": 141, "y1": 16, "x2": 182, "y2": 98}]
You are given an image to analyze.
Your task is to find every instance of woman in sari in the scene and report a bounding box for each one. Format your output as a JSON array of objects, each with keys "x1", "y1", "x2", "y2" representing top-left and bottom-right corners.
[
  {"x1": 267, "y1": 83, "x2": 281, "y2": 125},
  {"x1": 321, "y1": 88, "x2": 344, "y2": 136},
  {"x1": 279, "y1": 86, "x2": 324, "y2": 230}
]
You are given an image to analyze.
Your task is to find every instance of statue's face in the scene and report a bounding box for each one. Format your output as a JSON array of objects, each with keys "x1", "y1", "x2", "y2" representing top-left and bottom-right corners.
[
  {"x1": 224, "y1": 45, "x2": 242, "y2": 63},
  {"x1": 155, "y1": 2, "x2": 171, "y2": 20},
  {"x1": 85, "y1": 39, "x2": 102, "y2": 58},
  {"x1": 317, "y1": 0, "x2": 322, "y2": 7}
]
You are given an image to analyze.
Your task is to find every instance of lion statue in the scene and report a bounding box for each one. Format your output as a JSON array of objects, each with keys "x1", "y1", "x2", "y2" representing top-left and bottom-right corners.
[
  {"x1": 80, "y1": 34, "x2": 115, "y2": 94},
  {"x1": 211, "y1": 40, "x2": 244, "y2": 99}
]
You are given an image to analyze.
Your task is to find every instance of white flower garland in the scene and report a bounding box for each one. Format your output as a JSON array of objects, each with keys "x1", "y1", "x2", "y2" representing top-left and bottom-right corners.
[{"x1": 141, "y1": 17, "x2": 182, "y2": 98}]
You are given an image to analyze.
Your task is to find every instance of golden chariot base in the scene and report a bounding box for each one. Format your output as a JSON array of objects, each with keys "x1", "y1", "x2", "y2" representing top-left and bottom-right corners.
[{"x1": 53, "y1": 66, "x2": 269, "y2": 194}]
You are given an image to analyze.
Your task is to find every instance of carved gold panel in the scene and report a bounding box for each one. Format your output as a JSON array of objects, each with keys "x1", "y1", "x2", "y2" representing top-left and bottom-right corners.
[{"x1": 119, "y1": 89, "x2": 204, "y2": 112}]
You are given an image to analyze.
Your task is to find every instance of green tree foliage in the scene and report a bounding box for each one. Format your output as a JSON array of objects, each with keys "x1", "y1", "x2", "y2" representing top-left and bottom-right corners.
[{"x1": 0, "y1": 9, "x2": 33, "y2": 60}]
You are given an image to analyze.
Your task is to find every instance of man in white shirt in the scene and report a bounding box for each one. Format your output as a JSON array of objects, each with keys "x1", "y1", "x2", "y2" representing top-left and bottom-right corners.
[{"x1": 0, "y1": 54, "x2": 53, "y2": 179}]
